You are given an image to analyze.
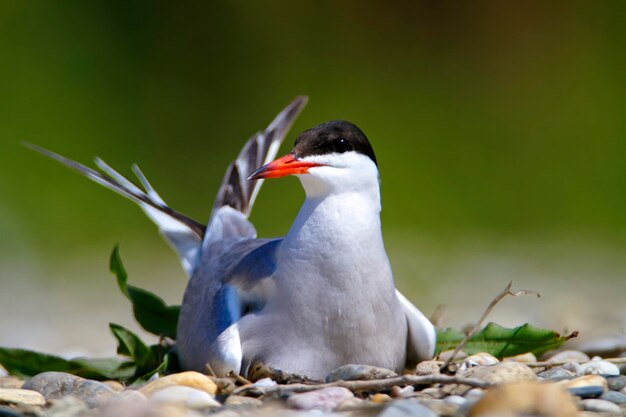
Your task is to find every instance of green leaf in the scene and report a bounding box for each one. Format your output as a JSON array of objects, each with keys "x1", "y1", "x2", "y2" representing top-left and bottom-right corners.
[
  {"x1": 110, "y1": 245, "x2": 180, "y2": 339},
  {"x1": 109, "y1": 323, "x2": 151, "y2": 365},
  {"x1": 435, "y1": 322, "x2": 577, "y2": 359},
  {"x1": 0, "y1": 347, "x2": 134, "y2": 380}
]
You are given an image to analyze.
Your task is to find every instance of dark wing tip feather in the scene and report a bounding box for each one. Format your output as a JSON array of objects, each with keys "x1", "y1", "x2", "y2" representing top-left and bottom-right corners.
[{"x1": 211, "y1": 96, "x2": 308, "y2": 218}]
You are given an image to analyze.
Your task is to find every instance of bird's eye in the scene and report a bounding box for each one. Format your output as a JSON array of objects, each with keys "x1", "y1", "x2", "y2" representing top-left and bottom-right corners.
[{"x1": 333, "y1": 138, "x2": 352, "y2": 153}]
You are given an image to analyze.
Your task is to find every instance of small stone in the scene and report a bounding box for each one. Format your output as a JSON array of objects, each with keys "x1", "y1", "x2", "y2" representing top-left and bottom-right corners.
[
  {"x1": 415, "y1": 360, "x2": 440, "y2": 376},
  {"x1": 444, "y1": 395, "x2": 466, "y2": 406},
  {"x1": 437, "y1": 350, "x2": 467, "y2": 363},
  {"x1": 252, "y1": 377, "x2": 276, "y2": 387},
  {"x1": 139, "y1": 371, "x2": 218, "y2": 396},
  {"x1": 446, "y1": 361, "x2": 537, "y2": 394},
  {"x1": 464, "y1": 388, "x2": 485, "y2": 401},
  {"x1": 102, "y1": 380, "x2": 125, "y2": 393},
  {"x1": 578, "y1": 359, "x2": 620, "y2": 376},
  {"x1": 378, "y1": 399, "x2": 437, "y2": 417},
  {"x1": 0, "y1": 407, "x2": 23, "y2": 417},
  {"x1": 503, "y1": 352, "x2": 537, "y2": 363},
  {"x1": 420, "y1": 398, "x2": 458, "y2": 415},
  {"x1": 469, "y1": 381, "x2": 578, "y2": 417},
  {"x1": 600, "y1": 390, "x2": 626, "y2": 404},
  {"x1": 101, "y1": 390, "x2": 148, "y2": 417},
  {"x1": 22, "y1": 371, "x2": 114, "y2": 409},
  {"x1": 0, "y1": 366, "x2": 7, "y2": 378},
  {"x1": 286, "y1": 387, "x2": 353, "y2": 412},
  {"x1": 0, "y1": 388, "x2": 46, "y2": 406},
  {"x1": 567, "y1": 386, "x2": 604, "y2": 399},
  {"x1": 371, "y1": 393, "x2": 392, "y2": 404},
  {"x1": 458, "y1": 352, "x2": 499, "y2": 372},
  {"x1": 537, "y1": 367, "x2": 576, "y2": 381},
  {"x1": 0, "y1": 377, "x2": 24, "y2": 389},
  {"x1": 580, "y1": 398, "x2": 621, "y2": 413},
  {"x1": 545, "y1": 350, "x2": 590, "y2": 363},
  {"x1": 44, "y1": 396, "x2": 93, "y2": 417},
  {"x1": 324, "y1": 364, "x2": 397, "y2": 382},
  {"x1": 336, "y1": 397, "x2": 373, "y2": 411},
  {"x1": 420, "y1": 387, "x2": 445, "y2": 399},
  {"x1": 558, "y1": 374, "x2": 608, "y2": 391},
  {"x1": 606, "y1": 375, "x2": 626, "y2": 391},
  {"x1": 151, "y1": 386, "x2": 220, "y2": 409},
  {"x1": 390, "y1": 385, "x2": 414, "y2": 398},
  {"x1": 224, "y1": 395, "x2": 263, "y2": 406}
]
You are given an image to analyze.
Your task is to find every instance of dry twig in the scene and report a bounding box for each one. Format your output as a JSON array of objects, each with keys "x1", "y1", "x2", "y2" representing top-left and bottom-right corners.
[
  {"x1": 233, "y1": 374, "x2": 490, "y2": 397},
  {"x1": 440, "y1": 281, "x2": 540, "y2": 372}
]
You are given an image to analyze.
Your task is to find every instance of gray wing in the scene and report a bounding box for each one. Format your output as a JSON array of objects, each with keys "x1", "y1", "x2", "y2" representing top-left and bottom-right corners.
[
  {"x1": 177, "y1": 208, "x2": 283, "y2": 375},
  {"x1": 396, "y1": 290, "x2": 437, "y2": 366}
]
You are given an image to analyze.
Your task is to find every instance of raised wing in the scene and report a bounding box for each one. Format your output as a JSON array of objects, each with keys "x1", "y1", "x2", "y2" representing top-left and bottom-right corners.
[{"x1": 26, "y1": 96, "x2": 308, "y2": 277}]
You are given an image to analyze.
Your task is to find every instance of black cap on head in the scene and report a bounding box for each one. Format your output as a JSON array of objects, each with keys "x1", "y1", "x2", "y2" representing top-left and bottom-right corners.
[{"x1": 292, "y1": 120, "x2": 377, "y2": 166}]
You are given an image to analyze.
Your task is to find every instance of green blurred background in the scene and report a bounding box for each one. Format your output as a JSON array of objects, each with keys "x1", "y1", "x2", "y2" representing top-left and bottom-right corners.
[{"x1": 1, "y1": 1, "x2": 625, "y2": 356}]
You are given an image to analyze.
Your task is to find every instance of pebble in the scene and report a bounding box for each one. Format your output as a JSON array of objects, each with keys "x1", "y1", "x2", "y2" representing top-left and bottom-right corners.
[
  {"x1": 567, "y1": 386, "x2": 605, "y2": 399},
  {"x1": 420, "y1": 387, "x2": 445, "y2": 399},
  {"x1": 420, "y1": 398, "x2": 458, "y2": 416},
  {"x1": 503, "y1": 352, "x2": 537, "y2": 363},
  {"x1": 444, "y1": 395, "x2": 466, "y2": 406},
  {"x1": 577, "y1": 359, "x2": 620, "y2": 376},
  {"x1": 44, "y1": 396, "x2": 94, "y2": 417},
  {"x1": 464, "y1": 388, "x2": 485, "y2": 401},
  {"x1": 0, "y1": 388, "x2": 45, "y2": 406},
  {"x1": 224, "y1": 395, "x2": 264, "y2": 406},
  {"x1": 606, "y1": 375, "x2": 626, "y2": 391},
  {"x1": 22, "y1": 371, "x2": 114, "y2": 409},
  {"x1": 0, "y1": 407, "x2": 23, "y2": 417},
  {"x1": 325, "y1": 364, "x2": 397, "y2": 382},
  {"x1": 415, "y1": 360, "x2": 441, "y2": 376},
  {"x1": 139, "y1": 371, "x2": 218, "y2": 396},
  {"x1": 558, "y1": 375, "x2": 608, "y2": 391},
  {"x1": 600, "y1": 390, "x2": 626, "y2": 404},
  {"x1": 390, "y1": 385, "x2": 414, "y2": 398},
  {"x1": 378, "y1": 399, "x2": 438, "y2": 417},
  {"x1": 371, "y1": 393, "x2": 392, "y2": 404},
  {"x1": 458, "y1": 352, "x2": 499, "y2": 372},
  {"x1": 286, "y1": 387, "x2": 353, "y2": 412},
  {"x1": 580, "y1": 398, "x2": 622, "y2": 414},
  {"x1": 102, "y1": 380, "x2": 125, "y2": 393},
  {"x1": 545, "y1": 350, "x2": 590, "y2": 363},
  {"x1": 151, "y1": 386, "x2": 221, "y2": 409},
  {"x1": 537, "y1": 367, "x2": 576, "y2": 381},
  {"x1": 101, "y1": 390, "x2": 148, "y2": 417},
  {"x1": 469, "y1": 381, "x2": 578, "y2": 417},
  {"x1": 0, "y1": 377, "x2": 24, "y2": 389},
  {"x1": 437, "y1": 350, "x2": 467, "y2": 363},
  {"x1": 447, "y1": 361, "x2": 537, "y2": 395}
]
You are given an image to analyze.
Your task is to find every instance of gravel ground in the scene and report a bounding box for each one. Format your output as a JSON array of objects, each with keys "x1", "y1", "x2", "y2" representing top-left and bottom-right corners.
[{"x1": 1, "y1": 348, "x2": 626, "y2": 416}]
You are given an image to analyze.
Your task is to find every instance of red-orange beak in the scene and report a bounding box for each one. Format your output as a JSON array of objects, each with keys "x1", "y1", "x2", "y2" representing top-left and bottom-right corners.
[{"x1": 248, "y1": 154, "x2": 323, "y2": 180}]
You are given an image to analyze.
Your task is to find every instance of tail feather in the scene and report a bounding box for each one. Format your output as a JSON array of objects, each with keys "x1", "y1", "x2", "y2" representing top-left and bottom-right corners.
[
  {"x1": 211, "y1": 96, "x2": 308, "y2": 219},
  {"x1": 24, "y1": 143, "x2": 206, "y2": 239}
]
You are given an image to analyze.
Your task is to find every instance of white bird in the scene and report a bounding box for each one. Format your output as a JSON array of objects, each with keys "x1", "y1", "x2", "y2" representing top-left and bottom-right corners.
[{"x1": 28, "y1": 96, "x2": 435, "y2": 380}]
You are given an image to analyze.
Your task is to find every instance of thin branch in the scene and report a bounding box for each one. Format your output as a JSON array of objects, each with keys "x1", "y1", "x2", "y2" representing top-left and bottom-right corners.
[
  {"x1": 232, "y1": 374, "x2": 490, "y2": 397},
  {"x1": 440, "y1": 281, "x2": 540, "y2": 372},
  {"x1": 228, "y1": 370, "x2": 252, "y2": 385}
]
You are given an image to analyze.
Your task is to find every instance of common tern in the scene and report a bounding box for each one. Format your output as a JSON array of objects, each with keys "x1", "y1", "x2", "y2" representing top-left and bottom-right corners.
[{"x1": 28, "y1": 96, "x2": 435, "y2": 380}]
